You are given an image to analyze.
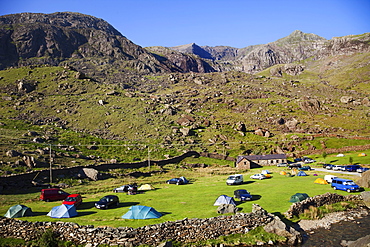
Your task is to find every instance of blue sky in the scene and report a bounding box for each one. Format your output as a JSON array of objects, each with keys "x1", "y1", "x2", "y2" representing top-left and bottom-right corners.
[{"x1": 1, "y1": 0, "x2": 369, "y2": 48}]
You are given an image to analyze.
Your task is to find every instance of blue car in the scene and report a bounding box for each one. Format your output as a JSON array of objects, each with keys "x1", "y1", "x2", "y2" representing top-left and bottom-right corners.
[
  {"x1": 331, "y1": 178, "x2": 360, "y2": 192},
  {"x1": 234, "y1": 189, "x2": 252, "y2": 201}
]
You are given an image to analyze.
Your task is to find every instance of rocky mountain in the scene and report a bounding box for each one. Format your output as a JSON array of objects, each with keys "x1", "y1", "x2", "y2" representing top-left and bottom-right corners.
[
  {"x1": 0, "y1": 12, "x2": 369, "y2": 176},
  {"x1": 0, "y1": 12, "x2": 216, "y2": 81},
  {"x1": 170, "y1": 30, "x2": 370, "y2": 73}
]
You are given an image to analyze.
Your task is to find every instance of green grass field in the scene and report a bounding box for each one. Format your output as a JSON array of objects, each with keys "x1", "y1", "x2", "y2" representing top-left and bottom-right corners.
[{"x1": 1, "y1": 153, "x2": 369, "y2": 229}]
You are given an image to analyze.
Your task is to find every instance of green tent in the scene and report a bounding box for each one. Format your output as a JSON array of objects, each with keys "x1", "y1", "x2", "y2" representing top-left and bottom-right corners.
[
  {"x1": 289, "y1": 193, "x2": 309, "y2": 203},
  {"x1": 4, "y1": 205, "x2": 33, "y2": 218}
]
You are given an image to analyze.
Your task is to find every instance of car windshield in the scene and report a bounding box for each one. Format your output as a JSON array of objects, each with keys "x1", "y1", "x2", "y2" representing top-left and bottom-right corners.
[
  {"x1": 100, "y1": 197, "x2": 109, "y2": 202},
  {"x1": 344, "y1": 181, "x2": 356, "y2": 185},
  {"x1": 65, "y1": 197, "x2": 77, "y2": 202}
]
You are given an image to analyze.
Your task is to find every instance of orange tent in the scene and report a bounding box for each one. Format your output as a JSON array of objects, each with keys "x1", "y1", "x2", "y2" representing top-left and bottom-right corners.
[{"x1": 314, "y1": 178, "x2": 328, "y2": 185}]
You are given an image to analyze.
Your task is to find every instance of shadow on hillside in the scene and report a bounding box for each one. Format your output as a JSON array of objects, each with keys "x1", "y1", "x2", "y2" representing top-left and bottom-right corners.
[
  {"x1": 118, "y1": 202, "x2": 140, "y2": 208},
  {"x1": 77, "y1": 211, "x2": 97, "y2": 217},
  {"x1": 32, "y1": 211, "x2": 49, "y2": 216},
  {"x1": 159, "y1": 211, "x2": 171, "y2": 216},
  {"x1": 79, "y1": 202, "x2": 95, "y2": 210},
  {"x1": 2, "y1": 187, "x2": 42, "y2": 195}
]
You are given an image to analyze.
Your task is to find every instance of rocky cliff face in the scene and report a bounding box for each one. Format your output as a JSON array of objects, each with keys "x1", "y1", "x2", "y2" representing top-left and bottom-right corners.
[
  {"x1": 170, "y1": 30, "x2": 370, "y2": 73},
  {"x1": 1, "y1": 12, "x2": 369, "y2": 76}
]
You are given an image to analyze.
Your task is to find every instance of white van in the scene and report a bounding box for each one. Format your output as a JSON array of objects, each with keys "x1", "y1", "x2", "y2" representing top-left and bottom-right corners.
[
  {"x1": 226, "y1": 174, "x2": 243, "y2": 185},
  {"x1": 324, "y1": 175, "x2": 338, "y2": 183}
]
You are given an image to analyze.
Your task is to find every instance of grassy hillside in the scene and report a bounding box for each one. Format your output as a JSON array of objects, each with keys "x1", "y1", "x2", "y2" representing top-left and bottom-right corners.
[{"x1": 0, "y1": 53, "x2": 369, "y2": 175}]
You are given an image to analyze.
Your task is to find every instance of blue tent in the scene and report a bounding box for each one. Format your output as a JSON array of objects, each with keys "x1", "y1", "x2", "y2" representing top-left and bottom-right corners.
[
  {"x1": 121, "y1": 205, "x2": 162, "y2": 219},
  {"x1": 297, "y1": 171, "x2": 307, "y2": 176},
  {"x1": 47, "y1": 204, "x2": 78, "y2": 218},
  {"x1": 213, "y1": 195, "x2": 236, "y2": 206}
]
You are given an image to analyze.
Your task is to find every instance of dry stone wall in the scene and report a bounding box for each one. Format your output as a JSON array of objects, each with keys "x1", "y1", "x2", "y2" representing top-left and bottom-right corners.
[
  {"x1": 284, "y1": 192, "x2": 362, "y2": 218},
  {"x1": 0, "y1": 204, "x2": 281, "y2": 246}
]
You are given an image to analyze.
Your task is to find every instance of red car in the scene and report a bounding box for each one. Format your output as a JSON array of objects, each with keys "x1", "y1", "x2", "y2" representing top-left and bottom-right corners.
[{"x1": 62, "y1": 194, "x2": 82, "y2": 207}]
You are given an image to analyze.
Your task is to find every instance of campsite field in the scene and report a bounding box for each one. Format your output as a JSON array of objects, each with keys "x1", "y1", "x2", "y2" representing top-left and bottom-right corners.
[{"x1": 1, "y1": 152, "x2": 369, "y2": 229}]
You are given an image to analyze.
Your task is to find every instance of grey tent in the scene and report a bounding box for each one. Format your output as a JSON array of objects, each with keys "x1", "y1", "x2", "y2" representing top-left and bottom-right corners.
[
  {"x1": 4, "y1": 205, "x2": 33, "y2": 218},
  {"x1": 289, "y1": 193, "x2": 309, "y2": 203},
  {"x1": 213, "y1": 195, "x2": 236, "y2": 206}
]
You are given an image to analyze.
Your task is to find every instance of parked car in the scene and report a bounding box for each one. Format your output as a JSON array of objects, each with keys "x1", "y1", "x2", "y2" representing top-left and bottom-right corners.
[
  {"x1": 62, "y1": 194, "x2": 82, "y2": 207},
  {"x1": 40, "y1": 188, "x2": 69, "y2": 202},
  {"x1": 95, "y1": 195, "x2": 119, "y2": 209},
  {"x1": 324, "y1": 175, "x2": 338, "y2": 183},
  {"x1": 299, "y1": 166, "x2": 312, "y2": 171},
  {"x1": 113, "y1": 184, "x2": 137, "y2": 193},
  {"x1": 333, "y1": 165, "x2": 346, "y2": 171},
  {"x1": 226, "y1": 174, "x2": 243, "y2": 185},
  {"x1": 331, "y1": 178, "x2": 360, "y2": 193},
  {"x1": 234, "y1": 189, "x2": 252, "y2": 201},
  {"x1": 304, "y1": 158, "x2": 316, "y2": 164},
  {"x1": 250, "y1": 174, "x2": 266, "y2": 180},
  {"x1": 277, "y1": 163, "x2": 288, "y2": 167},
  {"x1": 323, "y1": 164, "x2": 335, "y2": 170},
  {"x1": 357, "y1": 167, "x2": 370, "y2": 173},
  {"x1": 345, "y1": 165, "x2": 362, "y2": 172},
  {"x1": 166, "y1": 176, "x2": 189, "y2": 185},
  {"x1": 288, "y1": 163, "x2": 302, "y2": 169}
]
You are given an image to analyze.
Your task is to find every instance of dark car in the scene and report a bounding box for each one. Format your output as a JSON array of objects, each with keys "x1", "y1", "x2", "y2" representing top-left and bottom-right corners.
[
  {"x1": 288, "y1": 163, "x2": 302, "y2": 169},
  {"x1": 166, "y1": 176, "x2": 189, "y2": 185},
  {"x1": 345, "y1": 165, "x2": 362, "y2": 172},
  {"x1": 95, "y1": 195, "x2": 119, "y2": 209},
  {"x1": 299, "y1": 166, "x2": 312, "y2": 171},
  {"x1": 234, "y1": 189, "x2": 252, "y2": 201}
]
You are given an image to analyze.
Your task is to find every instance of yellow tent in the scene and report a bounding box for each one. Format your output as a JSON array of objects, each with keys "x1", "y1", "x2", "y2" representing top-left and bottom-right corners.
[
  {"x1": 358, "y1": 153, "x2": 367, "y2": 157},
  {"x1": 138, "y1": 184, "x2": 155, "y2": 191},
  {"x1": 314, "y1": 178, "x2": 328, "y2": 185},
  {"x1": 280, "y1": 171, "x2": 287, "y2": 175}
]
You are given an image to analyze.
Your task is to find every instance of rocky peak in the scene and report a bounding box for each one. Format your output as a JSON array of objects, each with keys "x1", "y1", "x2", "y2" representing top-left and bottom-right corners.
[
  {"x1": 170, "y1": 43, "x2": 213, "y2": 60},
  {"x1": 0, "y1": 12, "x2": 122, "y2": 36}
]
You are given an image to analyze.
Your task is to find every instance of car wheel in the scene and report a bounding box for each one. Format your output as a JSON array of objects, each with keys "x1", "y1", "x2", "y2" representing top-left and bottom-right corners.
[
  {"x1": 106, "y1": 205, "x2": 109, "y2": 209},
  {"x1": 46, "y1": 199, "x2": 50, "y2": 202},
  {"x1": 333, "y1": 187, "x2": 337, "y2": 190},
  {"x1": 347, "y1": 189, "x2": 351, "y2": 193}
]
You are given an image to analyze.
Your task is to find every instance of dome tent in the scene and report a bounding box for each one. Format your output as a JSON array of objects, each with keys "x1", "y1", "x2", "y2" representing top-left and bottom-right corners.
[
  {"x1": 138, "y1": 184, "x2": 155, "y2": 191},
  {"x1": 289, "y1": 193, "x2": 309, "y2": 203},
  {"x1": 122, "y1": 205, "x2": 162, "y2": 219},
  {"x1": 4, "y1": 205, "x2": 33, "y2": 218},
  {"x1": 314, "y1": 178, "x2": 328, "y2": 184},
  {"x1": 213, "y1": 195, "x2": 236, "y2": 206},
  {"x1": 297, "y1": 171, "x2": 307, "y2": 176},
  {"x1": 47, "y1": 204, "x2": 78, "y2": 218}
]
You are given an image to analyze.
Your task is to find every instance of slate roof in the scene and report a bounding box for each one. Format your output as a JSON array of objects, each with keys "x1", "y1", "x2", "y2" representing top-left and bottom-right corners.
[{"x1": 236, "y1": 154, "x2": 287, "y2": 163}]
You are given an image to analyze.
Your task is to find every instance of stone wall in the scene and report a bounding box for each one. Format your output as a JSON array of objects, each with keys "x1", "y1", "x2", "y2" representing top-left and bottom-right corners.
[
  {"x1": 0, "y1": 151, "x2": 200, "y2": 190},
  {"x1": 0, "y1": 204, "x2": 281, "y2": 247},
  {"x1": 284, "y1": 192, "x2": 362, "y2": 218}
]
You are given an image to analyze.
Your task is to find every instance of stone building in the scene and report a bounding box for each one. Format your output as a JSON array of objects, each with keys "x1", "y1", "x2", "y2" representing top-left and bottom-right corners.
[{"x1": 236, "y1": 154, "x2": 287, "y2": 169}]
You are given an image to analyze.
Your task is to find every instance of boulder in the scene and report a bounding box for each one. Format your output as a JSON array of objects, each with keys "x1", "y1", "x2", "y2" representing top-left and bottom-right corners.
[
  {"x1": 360, "y1": 191, "x2": 370, "y2": 209},
  {"x1": 340, "y1": 96, "x2": 354, "y2": 104},
  {"x1": 217, "y1": 204, "x2": 237, "y2": 214},
  {"x1": 264, "y1": 216, "x2": 302, "y2": 245},
  {"x1": 77, "y1": 168, "x2": 99, "y2": 181},
  {"x1": 357, "y1": 171, "x2": 370, "y2": 188},
  {"x1": 6, "y1": 150, "x2": 22, "y2": 157}
]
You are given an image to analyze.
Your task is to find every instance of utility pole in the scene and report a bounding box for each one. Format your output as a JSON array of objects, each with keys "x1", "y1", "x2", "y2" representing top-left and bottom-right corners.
[
  {"x1": 49, "y1": 144, "x2": 52, "y2": 184},
  {"x1": 148, "y1": 146, "x2": 150, "y2": 168}
]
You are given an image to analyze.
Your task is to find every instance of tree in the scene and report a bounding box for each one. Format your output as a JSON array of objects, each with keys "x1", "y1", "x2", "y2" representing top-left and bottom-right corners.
[
  {"x1": 322, "y1": 152, "x2": 327, "y2": 162},
  {"x1": 349, "y1": 157, "x2": 353, "y2": 165}
]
